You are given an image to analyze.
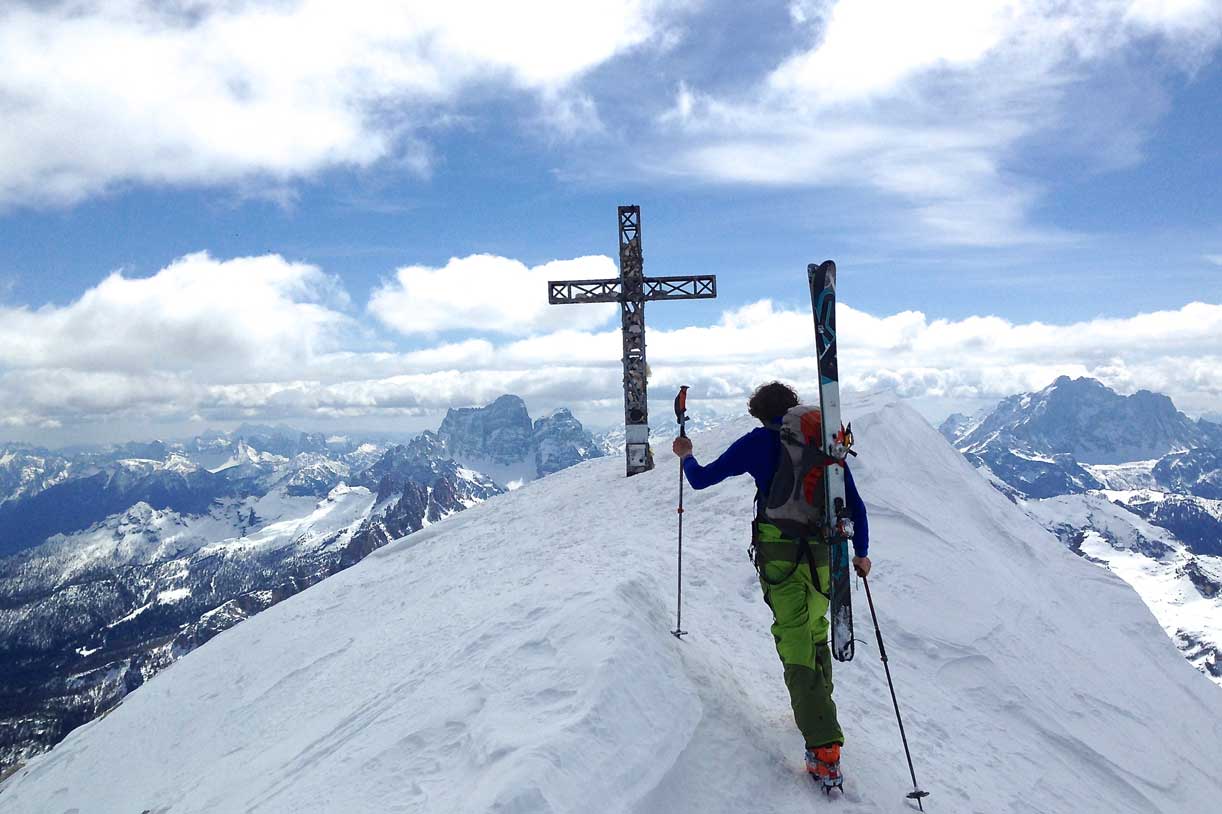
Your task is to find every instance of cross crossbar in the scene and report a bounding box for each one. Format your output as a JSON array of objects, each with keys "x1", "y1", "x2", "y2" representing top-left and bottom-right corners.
[
  {"x1": 548, "y1": 275, "x2": 717, "y2": 305},
  {"x1": 644, "y1": 276, "x2": 717, "y2": 301},
  {"x1": 548, "y1": 280, "x2": 620, "y2": 304}
]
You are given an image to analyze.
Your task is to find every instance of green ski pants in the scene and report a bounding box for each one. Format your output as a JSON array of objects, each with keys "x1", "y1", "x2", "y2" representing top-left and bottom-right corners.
[{"x1": 755, "y1": 522, "x2": 844, "y2": 749}]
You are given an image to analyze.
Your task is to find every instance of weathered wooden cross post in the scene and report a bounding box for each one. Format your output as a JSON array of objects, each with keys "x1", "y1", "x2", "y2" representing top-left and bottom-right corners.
[{"x1": 548, "y1": 205, "x2": 717, "y2": 476}]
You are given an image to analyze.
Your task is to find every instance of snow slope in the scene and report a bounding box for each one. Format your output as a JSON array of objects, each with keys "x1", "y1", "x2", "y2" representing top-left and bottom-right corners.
[
  {"x1": 3, "y1": 394, "x2": 1221, "y2": 813},
  {"x1": 1022, "y1": 492, "x2": 1222, "y2": 684}
]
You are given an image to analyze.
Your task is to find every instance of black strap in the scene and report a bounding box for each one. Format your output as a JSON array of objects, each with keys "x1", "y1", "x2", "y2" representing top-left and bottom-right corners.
[{"x1": 751, "y1": 522, "x2": 831, "y2": 598}]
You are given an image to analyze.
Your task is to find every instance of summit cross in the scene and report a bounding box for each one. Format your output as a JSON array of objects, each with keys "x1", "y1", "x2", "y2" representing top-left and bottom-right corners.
[{"x1": 548, "y1": 205, "x2": 717, "y2": 476}]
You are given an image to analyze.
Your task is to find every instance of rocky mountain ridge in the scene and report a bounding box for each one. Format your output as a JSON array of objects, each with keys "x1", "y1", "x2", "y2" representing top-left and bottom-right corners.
[
  {"x1": 438, "y1": 394, "x2": 603, "y2": 485},
  {"x1": 951, "y1": 375, "x2": 1221, "y2": 465}
]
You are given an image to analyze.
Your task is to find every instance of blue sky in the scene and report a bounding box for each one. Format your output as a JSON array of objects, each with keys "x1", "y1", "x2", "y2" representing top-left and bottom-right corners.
[{"x1": 0, "y1": 0, "x2": 1219, "y2": 444}]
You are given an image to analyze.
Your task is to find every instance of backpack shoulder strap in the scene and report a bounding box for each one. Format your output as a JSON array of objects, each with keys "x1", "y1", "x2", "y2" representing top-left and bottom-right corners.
[{"x1": 755, "y1": 424, "x2": 782, "y2": 518}]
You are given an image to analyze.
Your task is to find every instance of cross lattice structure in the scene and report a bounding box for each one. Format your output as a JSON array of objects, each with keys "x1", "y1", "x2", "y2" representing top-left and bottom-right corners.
[{"x1": 548, "y1": 205, "x2": 717, "y2": 476}]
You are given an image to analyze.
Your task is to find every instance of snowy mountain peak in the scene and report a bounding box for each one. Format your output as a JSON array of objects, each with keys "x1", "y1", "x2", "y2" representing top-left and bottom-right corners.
[{"x1": 959, "y1": 376, "x2": 1212, "y2": 465}]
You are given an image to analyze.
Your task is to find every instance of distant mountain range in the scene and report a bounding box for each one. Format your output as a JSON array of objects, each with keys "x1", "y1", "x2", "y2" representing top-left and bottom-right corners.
[
  {"x1": 949, "y1": 375, "x2": 1220, "y2": 466},
  {"x1": 0, "y1": 396, "x2": 602, "y2": 772},
  {"x1": 941, "y1": 376, "x2": 1222, "y2": 684}
]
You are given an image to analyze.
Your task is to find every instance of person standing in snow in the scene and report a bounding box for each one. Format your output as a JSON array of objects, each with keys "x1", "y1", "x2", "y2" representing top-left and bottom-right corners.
[{"x1": 672, "y1": 381, "x2": 870, "y2": 787}]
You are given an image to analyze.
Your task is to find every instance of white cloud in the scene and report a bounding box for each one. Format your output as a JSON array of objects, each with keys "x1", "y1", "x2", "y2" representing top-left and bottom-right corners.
[
  {"x1": 0, "y1": 0, "x2": 665, "y2": 206},
  {"x1": 770, "y1": 0, "x2": 1012, "y2": 103},
  {"x1": 640, "y1": 298, "x2": 1222, "y2": 416},
  {"x1": 1126, "y1": 0, "x2": 1222, "y2": 48},
  {"x1": 0, "y1": 252, "x2": 354, "y2": 378},
  {"x1": 2, "y1": 251, "x2": 1219, "y2": 434},
  {"x1": 368, "y1": 254, "x2": 621, "y2": 336},
  {"x1": 1205, "y1": 254, "x2": 1222, "y2": 266},
  {"x1": 656, "y1": 0, "x2": 1222, "y2": 246}
]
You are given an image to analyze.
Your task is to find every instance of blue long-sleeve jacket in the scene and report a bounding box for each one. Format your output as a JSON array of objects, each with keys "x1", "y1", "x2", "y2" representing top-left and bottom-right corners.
[{"x1": 682, "y1": 425, "x2": 870, "y2": 558}]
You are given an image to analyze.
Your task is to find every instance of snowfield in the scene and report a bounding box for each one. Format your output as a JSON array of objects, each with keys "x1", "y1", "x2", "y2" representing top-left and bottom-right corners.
[
  {"x1": 1022, "y1": 491, "x2": 1222, "y2": 685},
  {"x1": 2, "y1": 394, "x2": 1220, "y2": 813}
]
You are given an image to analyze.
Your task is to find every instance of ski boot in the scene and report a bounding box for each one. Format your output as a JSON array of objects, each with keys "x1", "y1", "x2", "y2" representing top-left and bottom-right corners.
[{"x1": 805, "y1": 744, "x2": 843, "y2": 793}]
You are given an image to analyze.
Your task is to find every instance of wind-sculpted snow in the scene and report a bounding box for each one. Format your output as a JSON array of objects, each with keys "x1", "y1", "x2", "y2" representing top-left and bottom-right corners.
[
  {"x1": 3, "y1": 395, "x2": 1220, "y2": 812},
  {"x1": 947, "y1": 378, "x2": 1222, "y2": 682},
  {"x1": 1025, "y1": 493, "x2": 1222, "y2": 682}
]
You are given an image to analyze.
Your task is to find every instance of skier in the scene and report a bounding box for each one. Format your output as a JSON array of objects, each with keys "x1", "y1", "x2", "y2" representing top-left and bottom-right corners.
[{"x1": 672, "y1": 381, "x2": 870, "y2": 790}]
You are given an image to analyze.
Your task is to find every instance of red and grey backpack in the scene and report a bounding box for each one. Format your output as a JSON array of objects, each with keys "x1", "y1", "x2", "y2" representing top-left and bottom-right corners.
[{"x1": 758, "y1": 404, "x2": 838, "y2": 540}]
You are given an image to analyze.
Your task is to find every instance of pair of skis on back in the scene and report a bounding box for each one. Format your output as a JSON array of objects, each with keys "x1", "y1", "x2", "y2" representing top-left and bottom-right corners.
[{"x1": 809, "y1": 260, "x2": 856, "y2": 665}]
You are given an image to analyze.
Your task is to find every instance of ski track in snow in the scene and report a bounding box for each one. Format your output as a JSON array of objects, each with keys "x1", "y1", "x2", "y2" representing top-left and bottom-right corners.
[{"x1": 2, "y1": 393, "x2": 1221, "y2": 813}]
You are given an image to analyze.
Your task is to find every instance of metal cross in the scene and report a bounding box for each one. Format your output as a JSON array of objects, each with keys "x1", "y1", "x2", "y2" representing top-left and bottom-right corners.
[{"x1": 548, "y1": 205, "x2": 717, "y2": 476}]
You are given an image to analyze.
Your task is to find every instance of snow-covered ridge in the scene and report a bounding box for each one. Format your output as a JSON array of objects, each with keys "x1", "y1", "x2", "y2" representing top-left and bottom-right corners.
[
  {"x1": 942, "y1": 377, "x2": 1222, "y2": 682},
  {"x1": 1023, "y1": 492, "x2": 1222, "y2": 682},
  {"x1": 3, "y1": 395, "x2": 1220, "y2": 812}
]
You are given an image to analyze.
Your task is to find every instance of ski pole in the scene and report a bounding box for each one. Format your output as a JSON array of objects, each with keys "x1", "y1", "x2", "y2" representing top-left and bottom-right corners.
[
  {"x1": 671, "y1": 386, "x2": 689, "y2": 640},
  {"x1": 862, "y1": 576, "x2": 929, "y2": 810}
]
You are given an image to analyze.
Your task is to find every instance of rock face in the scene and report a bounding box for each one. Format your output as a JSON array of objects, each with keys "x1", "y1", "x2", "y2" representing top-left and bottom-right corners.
[
  {"x1": 439, "y1": 395, "x2": 535, "y2": 468},
  {"x1": 1122, "y1": 494, "x2": 1222, "y2": 557},
  {"x1": 1153, "y1": 447, "x2": 1222, "y2": 499},
  {"x1": 533, "y1": 409, "x2": 603, "y2": 477},
  {"x1": 438, "y1": 396, "x2": 603, "y2": 484},
  {"x1": 937, "y1": 412, "x2": 974, "y2": 442},
  {"x1": 355, "y1": 432, "x2": 501, "y2": 515}
]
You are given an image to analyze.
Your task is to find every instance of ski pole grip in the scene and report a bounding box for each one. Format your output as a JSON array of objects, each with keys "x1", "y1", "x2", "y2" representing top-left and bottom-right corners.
[{"x1": 674, "y1": 385, "x2": 689, "y2": 438}]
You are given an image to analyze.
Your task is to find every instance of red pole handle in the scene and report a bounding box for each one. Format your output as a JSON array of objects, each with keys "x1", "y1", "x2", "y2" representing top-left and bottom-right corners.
[{"x1": 674, "y1": 385, "x2": 689, "y2": 438}]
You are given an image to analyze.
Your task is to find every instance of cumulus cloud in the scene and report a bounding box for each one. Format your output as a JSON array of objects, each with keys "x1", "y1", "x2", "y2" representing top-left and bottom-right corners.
[
  {"x1": 657, "y1": 0, "x2": 1222, "y2": 246},
  {"x1": 368, "y1": 254, "x2": 621, "y2": 336},
  {"x1": 0, "y1": 252, "x2": 355, "y2": 378},
  {"x1": 1, "y1": 251, "x2": 1219, "y2": 434},
  {"x1": 0, "y1": 0, "x2": 666, "y2": 206},
  {"x1": 535, "y1": 298, "x2": 1221, "y2": 419}
]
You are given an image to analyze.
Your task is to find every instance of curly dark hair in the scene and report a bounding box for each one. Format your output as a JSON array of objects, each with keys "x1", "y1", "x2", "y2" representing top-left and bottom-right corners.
[{"x1": 747, "y1": 381, "x2": 800, "y2": 423}]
